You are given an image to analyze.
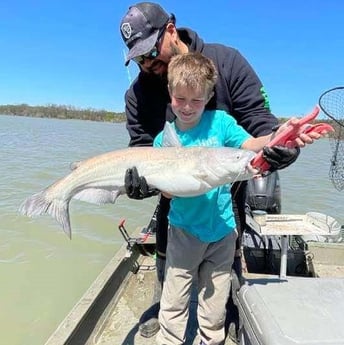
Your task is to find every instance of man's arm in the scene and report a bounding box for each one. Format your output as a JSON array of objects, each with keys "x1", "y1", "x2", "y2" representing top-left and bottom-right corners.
[
  {"x1": 125, "y1": 88, "x2": 156, "y2": 147},
  {"x1": 125, "y1": 73, "x2": 172, "y2": 147},
  {"x1": 224, "y1": 49, "x2": 279, "y2": 136},
  {"x1": 223, "y1": 49, "x2": 300, "y2": 169},
  {"x1": 204, "y1": 44, "x2": 300, "y2": 171}
]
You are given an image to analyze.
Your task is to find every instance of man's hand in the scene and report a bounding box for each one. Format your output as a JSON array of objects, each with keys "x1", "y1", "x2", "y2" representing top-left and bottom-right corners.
[
  {"x1": 262, "y1": 145, "x2": 300, "y2": 173},
  {"x1": 124, "y1": 166, "x2": 159, "y2": 199},
  {"x1": 274, "y1": 116, "x2": 330, "y2": 147},
  {"x1": 252, "y1": 108, "x2": 333, "y2": 174}
]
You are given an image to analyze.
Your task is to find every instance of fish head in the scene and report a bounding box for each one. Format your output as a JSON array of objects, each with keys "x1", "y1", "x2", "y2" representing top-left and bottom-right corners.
[{"x1": 210, "y1": 148, "x2": 258, "y2": 183}]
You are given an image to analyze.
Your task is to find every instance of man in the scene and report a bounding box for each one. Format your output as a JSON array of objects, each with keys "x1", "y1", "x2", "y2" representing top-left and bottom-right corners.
[{"x1": 119, "y1": 2, "x2": 299, "y2": 340}]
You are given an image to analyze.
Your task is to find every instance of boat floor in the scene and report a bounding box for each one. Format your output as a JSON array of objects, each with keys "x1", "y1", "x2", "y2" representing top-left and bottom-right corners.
[
  {"x1": 306, "y1": 242, "x2": 344, "y2": 277},
  {"x1": 90, "y1": 255, "x2": 236, "y2": 345},
  {"x1": 90, "y1": 241, "x2": 344, "y2": 345},
  {"x1": 45, "y1": 229, "x2": 343, "y2": 345}
]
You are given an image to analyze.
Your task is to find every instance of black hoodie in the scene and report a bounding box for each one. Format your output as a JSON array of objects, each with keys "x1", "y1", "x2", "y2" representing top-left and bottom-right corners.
[{"x1": 124, "y1": 28, "x2": 279, "y2": 147}]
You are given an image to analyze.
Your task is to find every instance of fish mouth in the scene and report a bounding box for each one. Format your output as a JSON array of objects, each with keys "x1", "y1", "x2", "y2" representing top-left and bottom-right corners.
[
  {"x1": 243, "y1": 152, "x2": 259, "y2": 176},
  {"x1": 246, "y1": 162, "x2": 259, "y2": 176}
]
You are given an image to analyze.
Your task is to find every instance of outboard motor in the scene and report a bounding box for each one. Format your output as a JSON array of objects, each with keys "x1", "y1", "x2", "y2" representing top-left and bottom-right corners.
[
  {"x1": 246, "y1": 171, "x2": 281, "y2": 214},
  {"x1": 243, "y1": 171, "x2": 309, "y2": 276}
]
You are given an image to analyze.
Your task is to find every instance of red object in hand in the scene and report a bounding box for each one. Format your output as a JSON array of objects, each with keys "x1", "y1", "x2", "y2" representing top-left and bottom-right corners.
[{"x1": 251, "y1": 106, "x2": 334, "y2": 173}]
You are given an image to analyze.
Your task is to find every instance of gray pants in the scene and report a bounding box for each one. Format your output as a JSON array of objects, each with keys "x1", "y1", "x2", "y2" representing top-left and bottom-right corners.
[{"x1": 156, "y1": 226, "x2": 237, "y2": 345}]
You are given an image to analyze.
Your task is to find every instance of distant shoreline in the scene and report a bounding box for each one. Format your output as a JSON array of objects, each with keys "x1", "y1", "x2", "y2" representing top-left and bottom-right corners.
[
  {"x1": 0, "y1": 104, "x2": 126, "y2": 123},
  {"x1": 1, "y1": 104, "x2": 340, "y2": 137}
]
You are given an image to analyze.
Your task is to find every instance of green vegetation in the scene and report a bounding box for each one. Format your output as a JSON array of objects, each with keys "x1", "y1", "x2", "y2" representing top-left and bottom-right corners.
[
  {"x1": 1, "y1": 105, "x2": 341, "y2": 138},
  {"x1": 0, "y1": 104, "x2": 126, "y2": 122}
]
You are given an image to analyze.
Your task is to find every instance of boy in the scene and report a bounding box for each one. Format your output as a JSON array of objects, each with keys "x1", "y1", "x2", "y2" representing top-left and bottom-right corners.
[{"x1": 153, "y1": 52, "x2": 322, "y2": 345}]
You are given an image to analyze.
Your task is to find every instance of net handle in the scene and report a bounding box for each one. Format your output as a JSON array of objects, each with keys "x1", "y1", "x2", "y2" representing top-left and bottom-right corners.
[{"x1": 318, "y1": 86, "x2": 344, "y2": 127}]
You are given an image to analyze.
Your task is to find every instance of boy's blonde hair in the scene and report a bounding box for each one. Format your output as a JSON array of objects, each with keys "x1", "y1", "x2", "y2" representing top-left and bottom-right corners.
[{"x1": 167, "y1": 52, "x2": 218, "y2": 96}]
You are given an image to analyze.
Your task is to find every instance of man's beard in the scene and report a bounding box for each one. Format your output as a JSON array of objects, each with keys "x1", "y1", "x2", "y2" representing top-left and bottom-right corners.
[
  {"x1": 146, "y1": 59, "x2": 168, "y2": 76},
  {"x1": 145, "y1": 44, "x2": 181, "y2": 78}
]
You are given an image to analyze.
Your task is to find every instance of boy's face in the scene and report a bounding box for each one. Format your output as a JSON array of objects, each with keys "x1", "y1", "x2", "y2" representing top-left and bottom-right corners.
[{"x1": 170, "y1": 85, "x2": 210, "y2": 130}]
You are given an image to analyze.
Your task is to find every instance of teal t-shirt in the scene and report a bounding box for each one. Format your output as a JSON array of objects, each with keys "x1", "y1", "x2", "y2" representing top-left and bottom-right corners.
[{"x1": 153, "y1": 109, "x2": 251, "y2": 243}]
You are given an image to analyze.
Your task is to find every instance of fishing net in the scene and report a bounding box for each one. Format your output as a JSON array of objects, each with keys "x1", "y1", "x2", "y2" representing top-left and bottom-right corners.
[{"x1": 318, "y1": 87, "x2": 344, "y2": 191}]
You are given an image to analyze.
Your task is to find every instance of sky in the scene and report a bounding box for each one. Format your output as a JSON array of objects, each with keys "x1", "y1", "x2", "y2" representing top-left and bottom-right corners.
[{"x1": 0, "y1": 0, "x2": 343, "y2": 117}]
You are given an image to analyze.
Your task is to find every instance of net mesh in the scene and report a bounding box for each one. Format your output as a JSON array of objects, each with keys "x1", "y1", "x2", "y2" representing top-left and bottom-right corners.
[{"x1": 319, "y1": 87, "x2": 344, "y2": 191}]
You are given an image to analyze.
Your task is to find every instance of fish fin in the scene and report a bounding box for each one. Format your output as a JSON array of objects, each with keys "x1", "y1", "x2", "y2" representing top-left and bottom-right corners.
[
  {"x1": 73, "y1": 188, "x2": 121, "y2": 204},
  {"x1": 19, "y1": 190, "x2": 72, "y2": 239},
  {"x1": 70, "y1": 160, "x2": 83, "y2": 170},
  {"x1": 162, "y1": 122, "x2": 182, "y2": 147}
]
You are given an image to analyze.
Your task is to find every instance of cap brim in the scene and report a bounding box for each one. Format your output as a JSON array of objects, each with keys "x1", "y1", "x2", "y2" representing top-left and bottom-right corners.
[{"x1": 124, "y1": 30, "x2": 159, "y2": 65}]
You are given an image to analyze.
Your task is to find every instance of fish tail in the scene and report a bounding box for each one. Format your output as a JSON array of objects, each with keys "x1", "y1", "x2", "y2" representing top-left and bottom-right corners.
[{"x1": 19, "y1": 190, "x2": 72, "y2": 239}]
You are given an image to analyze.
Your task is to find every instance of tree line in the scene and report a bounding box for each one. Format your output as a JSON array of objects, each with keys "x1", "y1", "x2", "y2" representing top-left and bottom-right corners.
[
  {"x1": 0, "y1": 104, "x2": 126, "y2": 122},
  {"x1": 1, "y1": 104, "x2": 341, "y2": 138}
]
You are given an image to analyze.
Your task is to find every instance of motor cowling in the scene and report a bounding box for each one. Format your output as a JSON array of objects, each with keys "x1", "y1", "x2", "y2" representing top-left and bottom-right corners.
[{"x1": 246, "y1": 171, "x2": 281, "y2": 214}]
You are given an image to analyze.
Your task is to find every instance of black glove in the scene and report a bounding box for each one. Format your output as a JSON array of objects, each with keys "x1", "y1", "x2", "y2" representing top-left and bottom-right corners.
[
  {"x1": 262, "y1": 145, "x2": 300, "y2": 173},
  {"x1": 124, "y1": 166, "x2": 159, "y2": 199}
]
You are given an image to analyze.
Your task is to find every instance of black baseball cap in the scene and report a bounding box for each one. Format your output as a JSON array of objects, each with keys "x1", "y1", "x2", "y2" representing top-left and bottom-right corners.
[{"x1": 120, "y1": 2, "x2": 171, "y2": 65}]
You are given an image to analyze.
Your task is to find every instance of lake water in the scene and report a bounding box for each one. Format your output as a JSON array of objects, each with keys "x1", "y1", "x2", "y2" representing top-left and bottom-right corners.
[{"x1": 0, "y1": 114, "x2": 343, "y2": 345}]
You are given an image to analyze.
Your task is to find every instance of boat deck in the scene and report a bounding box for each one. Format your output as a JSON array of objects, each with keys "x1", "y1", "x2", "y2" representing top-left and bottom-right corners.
[
  {"x1": 89, "y1": 241, "x2": 344, "y2": 345},
  {"x1": 89, "y1": 255, "x2": 236, "y2": 345},
  {"x1": 45, "y1": 223, "x2": 343, "y2": 345},
  {"x1": 306, "y1": 242, "x2": 344, "y2": 277},
  {"x1": 91, "y1": 255, "x2": 157, "y2": 345}
]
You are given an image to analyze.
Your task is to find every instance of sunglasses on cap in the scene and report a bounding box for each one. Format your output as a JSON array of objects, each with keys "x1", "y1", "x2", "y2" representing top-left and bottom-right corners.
[{"x1": 133, "y1": 27, "x2": 166, "y2": 65}]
